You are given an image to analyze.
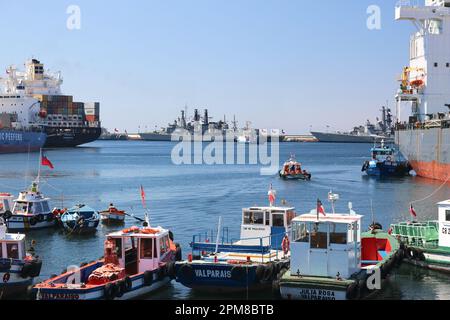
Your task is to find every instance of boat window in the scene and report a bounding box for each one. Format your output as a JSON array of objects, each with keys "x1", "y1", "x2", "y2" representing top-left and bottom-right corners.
[
  {"x1": 310, "y1": 223, "x2": 328, "y2": 249},
  {"x1": 154, "y1": 239, "x2": 158, "y2": 258},
  {"x1": 114, "y1": 238, "x2": 122, "y2": 258},
  {"x1": 7, "y1": 243, "x2": 19, "y2": 259},
  {"x1": 3, "y1": 200, "x2": 10, "y2": 212},
  {"x1": 292, "y1": 222, "x2": 309, "y2": 243},
  {"x1": 265, "y1": 212, "x2": 270, "y2": 226},
  {"x1": 446, "y1": 210, "x2": 450, "y2": 222},
  {"x1": 329, "y1": 223, "x2": 348, "y2": 245},
  {"x1": 27, "y1": 203, "x2": 33, "y2": 214},
  {"x1": 160, "y1": 236, "x2": 168, "y2": 255},
  {"x1": 0, "y1": 244, "x2": 3, "y2": 258},
  {"x1": 15, "y1": 202, "x2": 28, "y2": 213},
  {"x1": 33, "y1": 202, "x2": 43, "y2": 214},
  {"x1": 42, "y1": 201, "x2": 50, "y2": 212},
  {"x1": 140, "y1": 238, "x2": 153, "y2": 259},
  {"x1": 272, "y1": 214, "x2": 284, "y2": 227},
  {"x1": 243, "y1": 211, "x2": 264, "y2": 225}
]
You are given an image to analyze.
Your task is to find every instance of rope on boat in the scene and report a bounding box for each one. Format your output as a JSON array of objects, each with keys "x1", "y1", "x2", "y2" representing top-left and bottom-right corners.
[{"x1": 410, "y1": 176, "x2": 450, "y2": 205}]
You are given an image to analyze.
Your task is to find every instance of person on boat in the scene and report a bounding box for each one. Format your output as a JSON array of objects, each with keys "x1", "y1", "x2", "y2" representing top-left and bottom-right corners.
[{"x1": 108, "y1": 203, "x2": 117, "y2": 213}]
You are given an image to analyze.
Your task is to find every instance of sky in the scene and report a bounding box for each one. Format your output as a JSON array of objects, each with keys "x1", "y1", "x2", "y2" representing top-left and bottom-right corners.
[{"x1": 0, "y1": 0, "x2": 415, "y2": 134}]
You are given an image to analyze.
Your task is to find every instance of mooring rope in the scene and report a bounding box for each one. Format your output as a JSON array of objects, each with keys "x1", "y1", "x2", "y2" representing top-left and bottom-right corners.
[{"x1": 410, "y1": 175, "x2": 450, "y2": 205}]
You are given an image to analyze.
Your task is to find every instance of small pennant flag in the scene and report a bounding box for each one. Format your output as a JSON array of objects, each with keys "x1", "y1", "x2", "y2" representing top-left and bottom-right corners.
[
  {"x1": 317, "y1": 199, "x2": 326, "y2": 217},
  {"x1": 140, "y1": 185, "x2": 146, "y2": 208},
  {"x1": 268, "y1": 184, "x2": 276, "y2": 206},
  {"x1": 41, "y1": 153, "x2": 54, "y2": 169},
  {"x1": 409, "y1": 204, "x2": 417, "y2": 218}
]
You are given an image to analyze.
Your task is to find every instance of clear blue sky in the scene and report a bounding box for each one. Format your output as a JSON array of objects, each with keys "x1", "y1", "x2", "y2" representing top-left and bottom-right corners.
[{"x1": 0, "y1": 0, "x2": 414, "y2": 134}]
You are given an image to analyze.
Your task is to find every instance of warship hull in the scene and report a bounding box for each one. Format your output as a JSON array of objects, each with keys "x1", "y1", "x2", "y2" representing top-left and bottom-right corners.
[{"x1": 311, "y1": 132, "x2": 393, "y2": 144}]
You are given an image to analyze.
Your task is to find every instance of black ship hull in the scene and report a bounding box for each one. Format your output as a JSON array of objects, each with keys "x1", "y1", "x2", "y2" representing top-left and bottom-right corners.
[{"x1": 44, "y1": 127, "x2": 102, "y2": 148}]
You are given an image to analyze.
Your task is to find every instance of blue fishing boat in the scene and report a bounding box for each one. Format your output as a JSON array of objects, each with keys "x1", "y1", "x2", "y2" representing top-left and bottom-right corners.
[
  {"x1": 60, "y1": 204, "x2": 100, "y2": 234},
  {"x1": 361, "y1": 140, "x2": 412, "y2": 177},
  {"x1": 174, "y1": 188, "x2": 294, "y2": 293}
]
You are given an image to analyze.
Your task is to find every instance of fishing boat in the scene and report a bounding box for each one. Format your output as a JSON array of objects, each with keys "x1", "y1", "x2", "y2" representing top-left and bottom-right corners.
[
  {"x1": 0, "y1": 217, "x2": 42, "y2": 299},
  {"x1": 279, "y1": 156, "x2": 311, "y2": 180},
  {"x1": 60, "y1": 204, "x2": 100, "y2": 234},
  {"x1": 390, "y1": 200, "x2": 450, "y2": 273},
  {"x1": 361, "y1": 140, "x2": 412, "y2": 177},
  {"x1": 4, "y1": 181, "x2": 57, "y2": 232},
  {"x1": 278, "y1": 194, "x2": 401, "y2": 300},
  {"x1": 33, "y1": 222, "x2": 181, "y2": 300},
  {"x1": 99, "y1": 204, "x2": 126, "y2": 224},
  {"x1": 174, "y1": 188, "x2": 293, "y2": 293}
]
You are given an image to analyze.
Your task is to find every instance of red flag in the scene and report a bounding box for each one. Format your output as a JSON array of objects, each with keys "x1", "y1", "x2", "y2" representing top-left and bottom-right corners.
[
  {"x1": 317, "y1": 199, "x2": 326, "y2": 217},
  {"x1": 409, "y1": 204, "x2": 417, "y2": 218},
  {"x1": 268, "y1": 184, "x2": 276, "y2": 206},
  {"x1": 140, "y1": 185, "x2": 146, "y2": 207},
  {"x1": 41, "y1": 154, "x2": 54, "y2": 169}
]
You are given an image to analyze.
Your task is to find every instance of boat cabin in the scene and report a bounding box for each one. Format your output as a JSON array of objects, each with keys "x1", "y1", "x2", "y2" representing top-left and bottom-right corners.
[
  {"x1": 290, "y1": 207, "x2": 362, "y2": 279},
  {"x1": 13, "y1": 182, "x2": 51, "y2": 216},
  {"x1": 106, "y1": 226, "x2": 173, "y2": 275},
  {"x1": 240, "y1": 206, "x2": 296, "y2": 250},
  {"x1": 0, "y1": 219, "x2": 26, "y2": 261},
  {"x1": 370, "y1": 141, "x2": 396, "y2": 163},
  {"x1": 0, "y1": 193, "x2": 13, "y2": 214},
  {"x1": 438, "y1": 200, "x2": 450, "y2": 247}
]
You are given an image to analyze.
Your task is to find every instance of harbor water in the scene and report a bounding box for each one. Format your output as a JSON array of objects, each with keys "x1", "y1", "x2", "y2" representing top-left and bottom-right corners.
[{"x1": 0, "y1": 140, "x2": 449, "y2": 300}]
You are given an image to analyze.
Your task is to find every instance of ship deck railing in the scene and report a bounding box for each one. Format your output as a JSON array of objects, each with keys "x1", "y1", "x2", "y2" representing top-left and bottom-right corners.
[
  {"x1": 190, "y1": 227, "x2": 281, "y2": 261},
  {"x1": 390, "y1": 221, "x2": 439, "y2": 247}
]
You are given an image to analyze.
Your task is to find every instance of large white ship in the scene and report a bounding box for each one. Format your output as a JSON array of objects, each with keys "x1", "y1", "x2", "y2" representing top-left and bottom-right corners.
[
  {"x1": 394, "y1": 0, "x2": 450, "y2": 181},
  {"x1": 0, "y1": 59, "x2": 101, "y2": 148}
]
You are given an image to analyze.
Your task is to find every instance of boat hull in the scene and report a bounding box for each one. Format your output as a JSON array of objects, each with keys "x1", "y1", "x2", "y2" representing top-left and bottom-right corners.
[
  {"x1": 44, "y1": 126, "x2": 101, "y2": 148},
  {"x1": 365, "y1": 162, "x2": 411, "y2": 177},
  {"x1": 175, "y1": 259, "x2": 288, "y2": 293},
  {"x1": 395, "y1": 127, "x2": 450, "y2": 181},
  {"x1": 34, "y1": 261, "x2": 172, "y2": 300},
  {"x1": 61, "y1": 220, "x2": 99, "y2": 234},
  {"x1": 0, "y1": 130, "x2": 46, "y2": 154},
  {"x1": 403, "y1": 246, "x2": 450, "y2": 273},
  {"x1": 6, "y1": 213, "x2": 57, "y2": 232},
  {"x1": 311, "y1": 132, "x2": 393, "y2": 144},
  {"x1": 279, "y1": 172, "x2": 311, "y2": 181}
]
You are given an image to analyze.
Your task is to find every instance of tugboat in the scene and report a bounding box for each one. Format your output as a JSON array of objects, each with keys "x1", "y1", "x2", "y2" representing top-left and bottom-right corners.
[
  {"x1": 99, "y1": 204, "x2": 126, "y2": 224},
  {"x1": 33, "y1": 215, "x2": 181, "y2": 300},
  {"x1": 279, "y1": 156, "x2": 311, "y2": 180},
  {"x1": 361, "y1": 140, "x2": 412, "y2": 177},
  {"x1": 174, "y1": 187, "x2": 294, "y2": 293},
  {"x1": 0, "y1": 217, "x2": 42, "y2": 299},
  {"x1": 4, "y1": 181, "x2": 56, "y2": 232},
  {"x1": 60, "y1": 204, "x2": 100, "y2": 234},
  {"x1": 278, "y1": 194, "x2": 401, "y2": 300},
  {"x1": 390, "y1": 200, "x2": 450, "y2": 273}
]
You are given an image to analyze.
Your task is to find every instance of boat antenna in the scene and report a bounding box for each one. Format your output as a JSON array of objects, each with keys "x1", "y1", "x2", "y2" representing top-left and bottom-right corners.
[
  {"x1": 370, "y1": 199, "x2": 375, "y2": 225},
  {"x1": 328, "y1": 191, "x2": 339, "y2": 214},
  {"x1": 140, "y1": 185, "x2": 150, "y2": 227},
  {"x1": 215, "y1": 216, "x2": 222, "y2": 254},
  {"x1": 36, "y1": 148, "x2": 42, "y2": 184}
]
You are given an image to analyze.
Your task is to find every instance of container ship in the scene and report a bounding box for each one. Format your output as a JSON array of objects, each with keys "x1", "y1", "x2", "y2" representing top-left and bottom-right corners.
[
  {"x1": 394, "y1": 1, "x2": 450, "y2": 181},
  {"x1": 0, "y1": 59, "x2": 101, "y2": 148}
]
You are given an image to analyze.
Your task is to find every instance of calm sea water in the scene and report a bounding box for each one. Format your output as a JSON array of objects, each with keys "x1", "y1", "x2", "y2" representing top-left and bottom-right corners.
[{"x1": 1, "y1": 140, "x2": 449, "y2": 300}]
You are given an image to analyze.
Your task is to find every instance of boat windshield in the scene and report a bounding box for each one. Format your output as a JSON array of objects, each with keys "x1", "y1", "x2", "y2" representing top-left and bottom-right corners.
[
  {"x1": 243, "y1": 211, "x2": 264, "y2": 225},
  {"x1": 292, "y1": 221, "x2": 309, "y2": 243},
  {"x1": 14, "y1": 201, "x2": 29, "y2": 214}
]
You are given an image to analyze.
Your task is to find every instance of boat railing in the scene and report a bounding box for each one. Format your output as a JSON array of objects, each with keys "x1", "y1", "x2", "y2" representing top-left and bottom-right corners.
[
  {"x1": 390, "y1": 221, "x2": 439, "y2": 247},
  {"x1": 191, "y1": 230, "x2": 281, "y2": 261}
]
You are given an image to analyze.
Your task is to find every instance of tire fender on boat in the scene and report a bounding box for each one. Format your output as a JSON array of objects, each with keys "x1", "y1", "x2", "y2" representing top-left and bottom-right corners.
[
  {"x1": 3, "y1": 210, "x2": 12, "y2": 220},
  {"x1": 405, "y1": 247, "x2": 414, "y2": 260},
  {"x1": 104, "y1": 283, "x2": 117, "y2": 300},
  {"x1": 346, "y1": 281, "x2": 358, "y2": 300},
  {"x1": 175, "y1": 243, "x2": 182, "y2": 262},
  {"x1": 178, "y1": 264, "x2": 194, "y2": 282},
  {"x1": 230, "y1": 266, "x2": 245, "y2": 282},
  {"x1": 165, "y1": 262, "x2": 176, "y2": 280},
  {"x1": 124, "y1": 276, "x2": 132, "y2": 291},
  {"x1": 157, "y1": 267, "x2": 165, "y2": 280},
  {"x1": 262, "y1": 263, "x2": 275, "y2": 282},
  {"x1": 29, "y1": 217, "x2": 37, "y2": 226},
  {"x1": 144, "y1": 270, "x2": 153, "y2": 285},
  {"x1": 255, "y1": 265, "x2": 265, "y2": 281}
]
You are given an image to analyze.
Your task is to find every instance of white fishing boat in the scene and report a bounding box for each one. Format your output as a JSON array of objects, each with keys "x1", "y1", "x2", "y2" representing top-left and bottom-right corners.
[{"x1": 0, "y1": 217, "x2": 42, "y2": 299}]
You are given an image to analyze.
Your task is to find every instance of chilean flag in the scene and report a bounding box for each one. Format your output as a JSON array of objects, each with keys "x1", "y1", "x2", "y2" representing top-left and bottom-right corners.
[
  {"x1": 317, "y1": 199, "x2": 326, "y2": 217},
  {"x1": 410, "y1": 204, "x2": 417, "y2": 218},
  {"x1": 268, "y1": 184, "x2": 276, "y2": 206},
  {"x1": 140, "y1": 185, "x2": 146, "y2": 208},
  {"x1": 41, "y1": 154, "x2": 54, "y2": 169}
]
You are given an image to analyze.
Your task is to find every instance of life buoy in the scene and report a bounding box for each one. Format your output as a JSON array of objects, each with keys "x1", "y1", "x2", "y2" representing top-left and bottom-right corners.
[{"x1": 3, "y1": 272, "x2": 10, "y2": 283}]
